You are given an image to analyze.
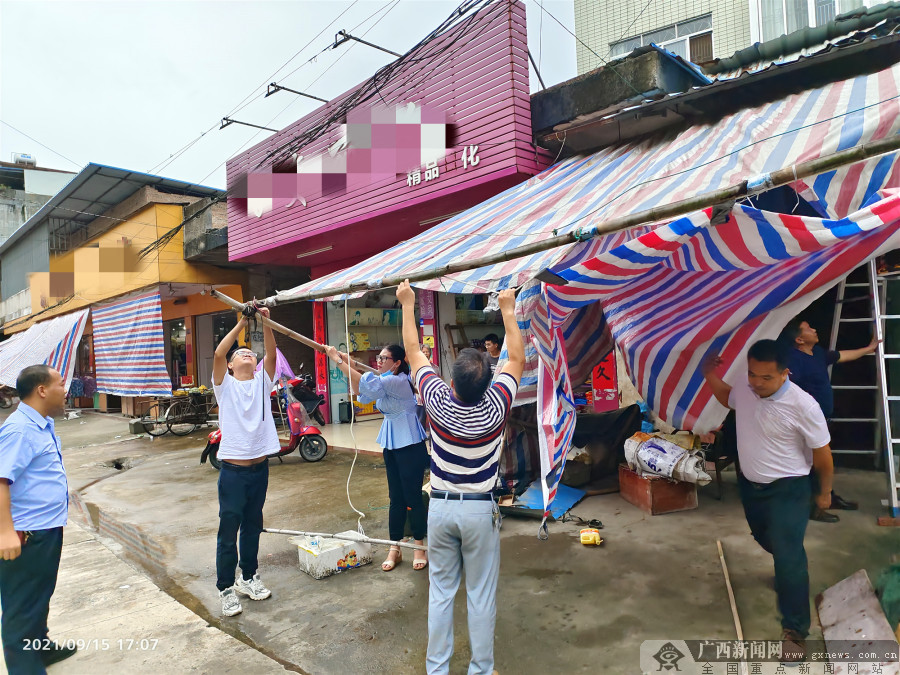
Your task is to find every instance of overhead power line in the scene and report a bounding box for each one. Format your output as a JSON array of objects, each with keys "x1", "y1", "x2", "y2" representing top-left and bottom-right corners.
[
  {"x1": 0, "y1": 120, "x2": 82, "y2": 170},
  {"x1": 146, "y1": 0, "x2": 362, "y2": 176},
  {"x1": 137, "y1": 0, "x2": 516, "y2": 258},
  {"x1": 531, "y1": 0, "x2": 643, "y2": 97}
]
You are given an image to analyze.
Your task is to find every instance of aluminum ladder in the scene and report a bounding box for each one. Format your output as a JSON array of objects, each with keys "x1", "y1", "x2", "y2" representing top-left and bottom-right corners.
[
  {"x1": 869, "y1": 260, "x2": 900, "y2": 517},
  {"x1": 827, "y1": 265, "x2": 882, "y2": 455},
  {"x1": 828, "y1": 261, "x2": 899, "y2": 516}
]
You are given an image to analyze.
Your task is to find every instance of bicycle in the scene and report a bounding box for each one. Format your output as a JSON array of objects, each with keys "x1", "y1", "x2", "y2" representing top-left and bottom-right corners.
[
  {"x1": 165, "y1": 391, "x2": 217, "y2": 436},
  {"x1": 140, "y1": 401, "x2": 170, "y2": 437}
]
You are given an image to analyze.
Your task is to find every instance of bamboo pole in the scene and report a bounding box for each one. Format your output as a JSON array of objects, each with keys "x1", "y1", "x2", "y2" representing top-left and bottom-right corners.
[
  {"x1": 263, "y1": 527, "x2": 427, "y2": 551},
  {"x1": 210, "y1": 289, "x2": 377, "y2": 374},
  {"x1": 272, "y1": 133, "x2": 900, "y2": 303},
  {"x1": 717, "y1": 540, "x2": 750, "y2": 675}
]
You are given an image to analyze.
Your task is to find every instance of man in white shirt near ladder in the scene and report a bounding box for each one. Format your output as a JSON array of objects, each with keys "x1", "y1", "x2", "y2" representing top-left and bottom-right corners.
[
  {"x1": 703, "y1": 338, "x2": 834, "y2": 663},
  {"x1": 212, "y1": 306, "x2": 280, "y2": 617}
]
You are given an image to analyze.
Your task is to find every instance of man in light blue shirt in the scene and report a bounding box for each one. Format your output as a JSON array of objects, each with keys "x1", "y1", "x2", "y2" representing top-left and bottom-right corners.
[{"x1": 0, "y1": 364, "x2": 75, "y2": 673}]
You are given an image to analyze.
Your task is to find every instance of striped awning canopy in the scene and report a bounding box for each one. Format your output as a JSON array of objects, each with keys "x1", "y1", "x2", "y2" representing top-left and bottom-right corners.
[
  {"x1": 93, "y1": 291, "x2": 172, "y2": 397},
  {"x1": 0, "y1": 309, "x2": 89, "y2": 393},
  {"x1": 275, "y1": 62, "x2": 900, "y2": 527},
  {"x1": 276, "y1": 62, "x2": 900, "y2": 302}
]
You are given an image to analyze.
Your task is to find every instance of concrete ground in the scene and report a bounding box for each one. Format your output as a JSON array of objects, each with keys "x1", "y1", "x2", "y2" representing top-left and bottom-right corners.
[{"x1": 2, "y1": 408, "x2": 898, "y2": 674}]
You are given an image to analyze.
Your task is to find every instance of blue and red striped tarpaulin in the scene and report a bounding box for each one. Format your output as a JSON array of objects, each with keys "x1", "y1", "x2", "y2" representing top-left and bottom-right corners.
[
  {"x1": 517, "y1": 191, "x2": 900, "y2": 527},
  {"x1": 93, "y1": 291, "x2": 172, "y2": 397},
  {"x1": 279, "y1": 63, "x2": 900, "y2": 403},
  {"x1": 0, "y1": 309, "x2": 89, "y2": 393},
  {"x1": 277, "y1": 62, "x2": 900, "y2": 523}
]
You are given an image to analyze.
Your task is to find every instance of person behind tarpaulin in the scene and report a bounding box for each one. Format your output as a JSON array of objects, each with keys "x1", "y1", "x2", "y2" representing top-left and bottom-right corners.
[
  {"x1": 778, "y1": 317, "x2": 876, "y2": 522},
  {"x1": 703, "y1": 339, "x2": 834, "y2": 664},
  {"x1": 212, "y1": 304, "x2": 280, "y2": 618},
  {"x1": 0, "y1": 365, "x2": 77, "y2": 673},
  {"x1": 397, "y1": 280, "x2": 524, "y2": 675},
  {"x1": 483, "y1": 333, "x2": 503, "y2": 374},
  {"x1": 324, "y1": 342, "x2": 429, "y2": 572}
]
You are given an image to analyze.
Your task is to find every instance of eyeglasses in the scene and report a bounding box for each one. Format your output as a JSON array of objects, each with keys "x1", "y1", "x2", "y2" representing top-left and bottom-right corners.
[
  {"x1": 233, "y1": 351, "x2": 257, "y2": 358},
  {"x1": 376, "y1": 355, "x2": 393, "y2": 362}
]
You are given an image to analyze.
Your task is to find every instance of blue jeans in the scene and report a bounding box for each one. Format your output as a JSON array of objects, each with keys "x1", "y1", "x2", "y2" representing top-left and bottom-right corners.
[
  {"x1": 0, "y1": 527, "x2": 63, "y2": 675},
  {"x1": 739, "y1": 474, "x2": 811, "y2": 636},
  {"x1": 426, "y1": 497, "x2": 500, "y2": 675},
  {"x1": 216, "y1": 460, "x2": 268, "y2": 591}
]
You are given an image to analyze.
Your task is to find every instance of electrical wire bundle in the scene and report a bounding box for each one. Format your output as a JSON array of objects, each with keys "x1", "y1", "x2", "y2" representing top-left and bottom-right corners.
[
  {"x1": 137, "y1": 0, "x2": 512, "y2": 260},
  {"x1": 253, "y1": 0, "x2": 505, "y2": 172}
]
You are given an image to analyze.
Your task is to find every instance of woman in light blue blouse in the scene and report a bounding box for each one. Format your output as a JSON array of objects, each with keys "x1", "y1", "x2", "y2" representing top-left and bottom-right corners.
[{"x1": 325, "y1": 343, "x2": 429, "y2": 571}]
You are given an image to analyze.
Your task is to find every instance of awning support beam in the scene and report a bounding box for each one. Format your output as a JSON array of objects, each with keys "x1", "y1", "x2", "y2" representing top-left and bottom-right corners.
[
  {"x1": 271, "y1": 132, "x2": 900, "y2": 303},
  {"x1": 210, "y1": 290, "x2": 377, "y2": 373}
]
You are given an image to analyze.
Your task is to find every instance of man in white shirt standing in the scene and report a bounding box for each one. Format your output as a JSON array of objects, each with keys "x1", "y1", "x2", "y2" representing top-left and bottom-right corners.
[
  {"x1": 212, "y1": 306, "x2": 280, "y2": 617},
  {"x1": 703, "y1": 339, "x2": 834, "y2": 663}
]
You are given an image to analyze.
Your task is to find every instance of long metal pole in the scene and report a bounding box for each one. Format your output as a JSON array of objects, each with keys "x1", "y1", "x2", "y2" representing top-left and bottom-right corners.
[
  {"x1": 210, "y1": 289, "x2": 377, "y2": 374},
  {"x1": 264, "y1": 527, "x2": 427, "y2": 551},
  {"x1": 271, "y1": 133, "x2": 900, "y2": 303}
]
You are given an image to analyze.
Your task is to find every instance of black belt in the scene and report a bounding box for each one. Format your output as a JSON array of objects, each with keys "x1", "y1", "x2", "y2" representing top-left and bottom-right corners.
[
  {"x1": 431, "y1": 490, "x2": 494, "y2": 501},
  {"x1": 222, "y1": 458, "x2": 269, "y2": 472},
  {"x1": 741, "y1": 474, "x2": 804, "y2": 490}
]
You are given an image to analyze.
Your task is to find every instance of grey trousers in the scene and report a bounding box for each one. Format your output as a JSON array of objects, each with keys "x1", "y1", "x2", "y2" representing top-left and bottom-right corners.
[{"x1": 426, "y1": 497, "x2": 500, "y2": 675}]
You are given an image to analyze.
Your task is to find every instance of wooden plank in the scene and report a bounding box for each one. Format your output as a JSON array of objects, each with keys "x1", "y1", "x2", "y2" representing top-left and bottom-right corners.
[{"x1": 815, "y1": 569, "x2": 900, "y2": 674}]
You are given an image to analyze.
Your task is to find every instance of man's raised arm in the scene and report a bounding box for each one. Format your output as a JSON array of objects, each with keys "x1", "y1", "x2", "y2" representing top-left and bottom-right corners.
[
  {"x1": 701, "y1": 354, "x2": 733, "y2": 409},
  {"x1": 498, "y1": 289, "x2": 524, "y2": 384},
  {"x1": 397, "y1": 280, "x2": 430, "y2": 381},
  {"x1": 212, "y1": 314, "x2": 248, "y2": 386}
]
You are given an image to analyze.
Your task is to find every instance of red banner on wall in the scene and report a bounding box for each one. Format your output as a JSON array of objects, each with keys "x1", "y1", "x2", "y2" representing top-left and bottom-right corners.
[
  {"x1": 591, "y1": 351, "x2": 618, "y2": 413},
  {"x1": 313, "y1": 301, "x2": 329, "y2": 423}
]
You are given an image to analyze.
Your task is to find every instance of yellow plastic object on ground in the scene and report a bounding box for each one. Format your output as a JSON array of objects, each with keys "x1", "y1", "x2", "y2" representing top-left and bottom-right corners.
[{"x1": 580, "y1": 528, "x2": 603, "y2": 546}]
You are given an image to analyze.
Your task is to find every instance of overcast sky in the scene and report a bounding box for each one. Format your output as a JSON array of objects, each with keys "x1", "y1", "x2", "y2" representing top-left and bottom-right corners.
[{"x1": 0, "y1": 0, "x2": 576, "y2": 189}]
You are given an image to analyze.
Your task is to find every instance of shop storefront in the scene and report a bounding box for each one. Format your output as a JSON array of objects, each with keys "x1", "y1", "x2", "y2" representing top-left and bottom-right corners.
[
  {"x1": 69, "y1": 321, "x2": 96, "y2": 408},
  {"x1": 322, "y1": 295, "x2": 415, "y2": 421},
  {"x1": 317, "y1": 289, "x2": 511, "y2": 422},
  {"x1": 159, "y1": 283, "x2": 244, "y2": 392},
  {"x1": 226, "y1": 1, "x2": 550, "y2": 423}
]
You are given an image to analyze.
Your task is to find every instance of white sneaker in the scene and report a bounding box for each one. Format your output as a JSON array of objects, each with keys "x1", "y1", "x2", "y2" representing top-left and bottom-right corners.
[
  {"x1": 234, "y1": 573, "x2": 271, "y2": 600},
  {"x1": 219, "y1": 587, "x2": 242, "y2": 616}
]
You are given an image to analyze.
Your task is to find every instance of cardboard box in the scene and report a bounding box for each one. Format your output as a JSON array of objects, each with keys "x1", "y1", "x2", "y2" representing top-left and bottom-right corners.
[
  {"x1": 288, "y1": 531, "x2": 373, "y2": 579},
  {"x1": 618, "y1": 464, "x2": 697, "y2": 515}
]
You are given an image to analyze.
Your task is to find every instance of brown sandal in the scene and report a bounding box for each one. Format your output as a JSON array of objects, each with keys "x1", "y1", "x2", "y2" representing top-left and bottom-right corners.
[{"x1": 382, "y1": 546, "x2": 402, "y2": 571}]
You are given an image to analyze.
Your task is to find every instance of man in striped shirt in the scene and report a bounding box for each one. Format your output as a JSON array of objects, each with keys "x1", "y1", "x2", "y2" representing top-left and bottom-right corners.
[{"x1": 398, "y1": 280, "x2": 524, "y2": 675}]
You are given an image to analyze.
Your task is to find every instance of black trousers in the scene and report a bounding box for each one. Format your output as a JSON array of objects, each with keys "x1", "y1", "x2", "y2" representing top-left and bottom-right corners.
[
  {"x1": 216, "y1": 460, "x2": 268, "y2": 591},
  {"x1": 738, "y1": 474, "x2": 811, "y2": 636},
  {"x1": 383, "y1": 441, "x2": 429, "y2": 542},
  {"x1": 0, "y1": 527, "x2": 64, "y2": 675}
]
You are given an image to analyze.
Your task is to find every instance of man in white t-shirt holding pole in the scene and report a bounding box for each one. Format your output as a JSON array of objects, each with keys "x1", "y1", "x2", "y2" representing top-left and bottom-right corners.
[
  {"x1": 212, "y1": 306, "x2": 281, "y2": 617},
  {"x1": 703, "y1": 339, "x2": 834, "y2": 663}
]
